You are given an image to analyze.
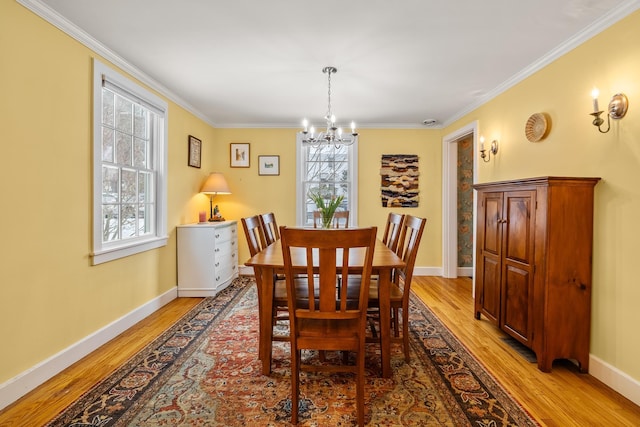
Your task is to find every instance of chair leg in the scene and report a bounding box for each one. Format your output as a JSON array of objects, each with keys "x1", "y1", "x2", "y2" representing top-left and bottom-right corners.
[
  {"x1": 393, "y1": 307, "x2": 400, "y2": 337},
  {"x1": 402, "y1": 307, "x2": 410, "y2": 363},
  {"x1": 356, "y1": 344, "x2": 366, "y2": 426},
  {"x1": 291, "y1": 349, "x2": 300, "y2": 425}
]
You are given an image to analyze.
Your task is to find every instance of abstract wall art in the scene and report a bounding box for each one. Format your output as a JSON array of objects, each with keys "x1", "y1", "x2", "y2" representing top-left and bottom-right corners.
[{"x1": 380, "y1": 154, "x2": 419, "y2": 207}]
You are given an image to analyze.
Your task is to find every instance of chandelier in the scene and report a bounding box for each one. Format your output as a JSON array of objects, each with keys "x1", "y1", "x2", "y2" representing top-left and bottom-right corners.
[{"x1": 301, "y1": 66, "x2": 358, "y2": 147}]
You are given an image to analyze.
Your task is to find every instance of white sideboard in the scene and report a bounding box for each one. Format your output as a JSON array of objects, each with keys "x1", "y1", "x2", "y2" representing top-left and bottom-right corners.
[{"x1": 176, "y1": 221, "x2": 238, "y2": 297}]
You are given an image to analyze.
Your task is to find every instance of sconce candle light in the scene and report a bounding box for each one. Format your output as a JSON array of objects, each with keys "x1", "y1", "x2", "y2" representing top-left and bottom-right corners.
[
  {"x1": 479, "y1": 136, "x2": 499, "y2": 162},
  {"x1": 590, "y1": 88, "x2": 629, "y2": 133}
]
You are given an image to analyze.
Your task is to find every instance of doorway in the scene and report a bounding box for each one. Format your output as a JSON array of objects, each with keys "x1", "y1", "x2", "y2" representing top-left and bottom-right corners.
[{"x1": 442, "y1": 121, "x2": 478, "y2": 280}]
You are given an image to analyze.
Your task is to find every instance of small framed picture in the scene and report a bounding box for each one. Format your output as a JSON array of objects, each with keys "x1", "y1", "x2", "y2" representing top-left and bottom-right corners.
[
  {"x1": 188, "y1": 135, "x2": 201, "y2": 168},
  {"x1": 258, "y1": 155, "x2": 280, "y2": 176},
  {"x1": 230, "y1": 143, "x2": 250, "y2": 168}
]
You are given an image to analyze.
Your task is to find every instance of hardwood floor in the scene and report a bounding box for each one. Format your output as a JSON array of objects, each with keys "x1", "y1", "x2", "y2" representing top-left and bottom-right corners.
[{"x1": 1, "y1": 276, "x2": 639, "y2": 426}]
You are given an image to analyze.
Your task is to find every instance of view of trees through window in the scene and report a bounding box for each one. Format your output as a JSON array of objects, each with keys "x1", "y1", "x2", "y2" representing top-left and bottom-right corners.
[
  {"x1": 302, "y1": 143, "x2": 351, "y2": 226},
  {"x1": 101, "y1": 88, "x2": 156, "y2": 242}
]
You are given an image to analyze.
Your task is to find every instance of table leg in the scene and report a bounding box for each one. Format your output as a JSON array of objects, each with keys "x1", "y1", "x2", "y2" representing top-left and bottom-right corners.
[
  {"x1": 378, "y1": 267, "x2": 392, "y2": 378},
  {"x1": 259, "y1": 267, "x2": 275, "y2": 375}
]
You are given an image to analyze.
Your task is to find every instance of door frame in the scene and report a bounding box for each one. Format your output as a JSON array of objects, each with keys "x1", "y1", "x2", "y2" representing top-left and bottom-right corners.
[{"x1": 442, "y1": 121, "x2": 479, "y2": 282}]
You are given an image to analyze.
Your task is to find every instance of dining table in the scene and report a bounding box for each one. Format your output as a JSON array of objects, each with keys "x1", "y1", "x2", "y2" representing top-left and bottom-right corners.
[{"x1": 245, "y1": 236, "x2": 405, "y2": 378}]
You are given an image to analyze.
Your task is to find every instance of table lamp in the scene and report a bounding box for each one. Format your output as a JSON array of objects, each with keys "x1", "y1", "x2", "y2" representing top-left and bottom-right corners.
[{"x1": 200, "y1": 172, "x2": 231, "y2": 221}]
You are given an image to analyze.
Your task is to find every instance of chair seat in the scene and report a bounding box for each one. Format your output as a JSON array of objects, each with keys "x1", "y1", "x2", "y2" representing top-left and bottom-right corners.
[
  {"x1": 345, "y1": 277, "x2": 404, "y2": 306},
  {"x1": 274, "y1": 278, "x2": 316, "y2": 306}
]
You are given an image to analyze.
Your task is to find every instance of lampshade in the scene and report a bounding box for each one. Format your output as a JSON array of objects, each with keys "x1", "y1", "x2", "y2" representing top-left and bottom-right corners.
[{"x1": 200, "y1": 172, "x2": 231, "y2": 195}]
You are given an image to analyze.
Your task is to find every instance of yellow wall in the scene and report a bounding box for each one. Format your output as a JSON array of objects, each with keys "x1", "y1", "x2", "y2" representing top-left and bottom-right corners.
[
  {"x1": 214, "y1": 128, "x2": 442, "y2": 267},
  {"x1": 444, "y1": 10, "x2": 640, "y2": 380}
]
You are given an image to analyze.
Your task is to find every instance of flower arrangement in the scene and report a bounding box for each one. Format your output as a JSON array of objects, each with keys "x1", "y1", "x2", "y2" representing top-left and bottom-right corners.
[{"x1": 308, "y1": 191, "x2": 344, "y2": 228}]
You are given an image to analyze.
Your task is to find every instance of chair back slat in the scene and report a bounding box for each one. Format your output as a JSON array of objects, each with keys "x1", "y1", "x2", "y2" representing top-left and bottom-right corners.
[
  {"x1": 260, "y1": 212, "x2": 280, "y2": 245},
  {"x1": 241, "y1": 215, "x2": 267, "y2": 257},
  {"x1": 382, "y1": 212, "x2": 405, "y2": 253},
  {"x1": 395, "y1": 215, "x2": 427, "y2": 291}
]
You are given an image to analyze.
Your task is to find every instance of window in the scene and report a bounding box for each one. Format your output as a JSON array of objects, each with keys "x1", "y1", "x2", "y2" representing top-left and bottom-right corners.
[
  {"x1": 296, "y1": 133, "x2": 358, "y2": 226},
  {"x1": 92, "y1": 59, "x2": 168, "y2": 265}
]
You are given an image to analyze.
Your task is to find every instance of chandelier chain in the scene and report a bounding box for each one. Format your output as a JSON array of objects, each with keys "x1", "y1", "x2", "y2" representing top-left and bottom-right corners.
[{"x1": 326, "y1": 69, "x2": 332, "y2": 121}]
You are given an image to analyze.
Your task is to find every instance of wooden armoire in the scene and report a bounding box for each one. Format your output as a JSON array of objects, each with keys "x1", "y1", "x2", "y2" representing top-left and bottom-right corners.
[{"x1": 473, "y1": 176, "x2": 600, "y2": 372}]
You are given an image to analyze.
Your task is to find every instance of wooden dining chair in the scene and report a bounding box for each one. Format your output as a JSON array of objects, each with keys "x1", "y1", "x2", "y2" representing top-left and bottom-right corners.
[
  {"x1": 382, "y1": 212, "x2": 405, "y2": 253},
  {"x1": 367, "y1": 214, "x2": 426, "y2": 362},
  {"x1": 260, "y1": 212, "x2": 280, "y2": 245},
  {"x1": 241, "y1": 215, "x2": 267, "y2": 257},
  {"x1": 332, "y1": 210, "x2": 350, "y2": 228},
  {"x1": 280, "y1": 226, "x2": 377, "y2": 426},
  {"x1": 241, "y1": 215, "x2": 296, "y2": 361}
]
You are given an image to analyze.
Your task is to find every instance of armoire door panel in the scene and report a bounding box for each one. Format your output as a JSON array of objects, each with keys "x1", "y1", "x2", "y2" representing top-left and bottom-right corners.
[
  {"x1": 482, "y1": 193, "x2": 503, "y2": 255},
  {"x1": 502, "y1": 263, "x2": 532, "y2": 343},
  {"x1": 480, "y1": 255, "x2": 501, "y2": 322},
  {"x1": 504, "y1": 192, "x2": 535, "y2": 265}
]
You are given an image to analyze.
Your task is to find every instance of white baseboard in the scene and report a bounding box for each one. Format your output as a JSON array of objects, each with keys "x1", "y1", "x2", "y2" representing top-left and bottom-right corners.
[
  {"x1": 0, "y1": 287, "x2": 178, "y2": 411},
  {"x1": 238, "y1": 265, "x2": 254, "y2": 276},
  {"x1": 590, "y1": 354, "x2": 640, "y2": 406},
  {"x1": 457, "y1": 266, "x2": 473, "y2": 277}
]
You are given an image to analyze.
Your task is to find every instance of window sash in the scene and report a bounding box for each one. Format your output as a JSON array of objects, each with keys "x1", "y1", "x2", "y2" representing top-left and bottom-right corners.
[
  {"x1": 296, "y1": 134, "x2": 358, "y2": 227},
  {"x1": 92, "y1": 59, "x2": 168, "y2": 265}
]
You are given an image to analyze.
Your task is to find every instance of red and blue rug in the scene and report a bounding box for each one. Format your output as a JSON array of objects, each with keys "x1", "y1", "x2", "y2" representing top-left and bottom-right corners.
[{"x1": 47, "y1": 277, "x2": 538, "y2": 426}]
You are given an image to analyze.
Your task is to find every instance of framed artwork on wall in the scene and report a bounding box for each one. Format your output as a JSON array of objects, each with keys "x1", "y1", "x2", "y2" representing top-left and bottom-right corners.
[
  {"x1": 188, "y1": 135, "x2": 201, "y2": 168},
  {"x1": 258, "y1": 155, "x2": 280, "y2": 176},
  {"x1": 230, "y1": 143, "x2": 250, "y2": 167}
]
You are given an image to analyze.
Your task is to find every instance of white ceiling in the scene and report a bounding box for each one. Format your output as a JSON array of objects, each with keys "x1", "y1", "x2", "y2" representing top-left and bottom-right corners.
[{"x1": 33, "y1": 0, "x2": 639, "y2": 128}]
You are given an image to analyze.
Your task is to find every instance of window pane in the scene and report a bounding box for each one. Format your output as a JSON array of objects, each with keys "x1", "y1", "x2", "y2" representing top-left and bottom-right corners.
[
  {"x1": 133, "y1": 105, "x2": 147, "y2": 138},
  {"x1": 121, "y1": 204, "x2": 137, "y2": 239},
  {"x1": 115, "y1": 96, "x2": 133, "y2": 132},
  {"x1": 102, "y1": 166, "x2": 119, "y2": 203},
  {"x1": 139, "y1": 171, "x2": 152, "y2": 203},
  {"x1": 115, "y1": 131, "x2": 132, "y2": 166},
  {"x1": 102, "y1": 127, "x2": 114, "y2": 163},
  {"x1": 138, "y1": 204, "x2": 152, "y2": 235},
  {"x1": 102, "y1": 204, "x2": 119, "y2": 242},
  {"x1": 102, "y1": 89, "x2": 114, "y2": 126},
  {"x1": 133, "y1": 137, "x2": 147, "y2": 168},
  {"x1": 121, "y1": 168, "x2": 137, "y2": 203}
]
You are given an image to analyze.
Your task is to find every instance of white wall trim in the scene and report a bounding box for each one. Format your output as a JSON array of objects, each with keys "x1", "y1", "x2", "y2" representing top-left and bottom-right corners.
[
  {"x1": 442, "y1": 122, "x2": 478, "y2": 279},
  {"x1": 590, "y1": 354, "x2": 640, "y2": 407},
  {"x1": 0, "y1": 287, "x2": 178, "y2": 411}
]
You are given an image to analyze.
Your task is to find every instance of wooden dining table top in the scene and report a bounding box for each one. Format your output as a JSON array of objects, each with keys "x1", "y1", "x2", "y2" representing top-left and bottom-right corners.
[{"x1": 245, "y1": 238, "x2": 405, "y2": 270}]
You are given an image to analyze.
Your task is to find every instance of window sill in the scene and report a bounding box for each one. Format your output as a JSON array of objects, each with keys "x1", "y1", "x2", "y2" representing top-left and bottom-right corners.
[{"x1": 92, "y1": 236, "x2": 168, "y2": 265}]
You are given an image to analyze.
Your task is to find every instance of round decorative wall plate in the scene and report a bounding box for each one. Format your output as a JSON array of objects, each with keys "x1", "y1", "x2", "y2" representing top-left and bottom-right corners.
[{"x1": 525, "y1": 113, "x2": 549, "y2": 142}]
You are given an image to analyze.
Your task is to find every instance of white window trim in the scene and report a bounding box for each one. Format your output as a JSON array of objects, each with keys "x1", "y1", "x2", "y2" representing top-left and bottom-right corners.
[
  {"x1": 295, "y1": 133, "x2": 358, "y2": 227},
  {"x1": 91, "y1": 59, "x2": 168, "y2": 265}
]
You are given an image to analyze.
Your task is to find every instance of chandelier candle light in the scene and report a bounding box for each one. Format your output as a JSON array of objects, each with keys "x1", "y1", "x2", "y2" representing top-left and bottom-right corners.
[{"x1": 301, "y1": 66, "x2": 358, "y2": 147}]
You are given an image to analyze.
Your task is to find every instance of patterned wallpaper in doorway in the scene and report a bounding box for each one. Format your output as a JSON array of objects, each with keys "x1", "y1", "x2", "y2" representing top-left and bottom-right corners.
[{"x1": 457, "y1": 136, "x2": 473, "y2": 267}]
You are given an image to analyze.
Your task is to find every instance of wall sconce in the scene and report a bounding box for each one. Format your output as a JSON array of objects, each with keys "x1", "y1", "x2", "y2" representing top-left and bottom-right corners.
[
  {"x1": 200, "y1": 172, "x2": 231, "y2": 221},
  {"x1": 590, "y1": 88, "x2": 629, "y2": 133},
  {"x1": 479, "y1": 136, "x2": 498, "y2": 162}
]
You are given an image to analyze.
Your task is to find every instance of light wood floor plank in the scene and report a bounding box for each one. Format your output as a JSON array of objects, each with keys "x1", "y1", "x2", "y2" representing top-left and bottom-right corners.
[{"x1": 1, "y1": 277, "x2": 639, "y2": 426}]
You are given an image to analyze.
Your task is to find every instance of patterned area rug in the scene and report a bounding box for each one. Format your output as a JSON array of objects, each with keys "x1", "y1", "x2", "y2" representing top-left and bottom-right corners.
[{"x1": 47, "y1": 277, "x2": 539, "y2": 426}]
